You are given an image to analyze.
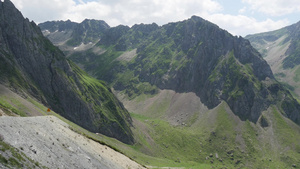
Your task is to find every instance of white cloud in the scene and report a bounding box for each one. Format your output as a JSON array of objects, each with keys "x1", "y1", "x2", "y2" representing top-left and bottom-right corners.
[
  {"x1": 11, "y1": 0, "x2": 223, "y2": 26},
  {"x1": 242, "y1": 0, "x2": 300, "y2": 16},
  {"x1": 205, "y1": 13, "x2": 289, "y2": 36},
  {"x1": 11, "y1": 0, "x2": 76, "y2": 22},
  {"x1": 62, "y1": 1, "x2": 112, "y2": 23},
  {"x1": 238, "y1": 7, "x2": 247, "y2": 14},
  {"x1": 9, "y1": 0, "x2": 295, "y2": 36},
  {"x1": 104, "y1": 0, "x2": 223, "y2": 26}
]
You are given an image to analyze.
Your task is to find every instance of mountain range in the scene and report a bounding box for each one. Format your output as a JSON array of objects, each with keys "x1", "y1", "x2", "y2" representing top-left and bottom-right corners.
[
  {"x1": 40, "y1": 16, "x2": 300, "y2": 125},
  {"x1": 0, "y1": 0, "x2": 300, "y2": 168},
  {"x1": 39, "y1": 14, "x2": 300, "y2": 168}
]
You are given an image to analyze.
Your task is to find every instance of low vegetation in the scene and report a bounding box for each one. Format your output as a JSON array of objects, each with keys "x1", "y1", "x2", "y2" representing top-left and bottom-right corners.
[{"x1": 0, "y1": 137, "x2": 46, "y2": 168}]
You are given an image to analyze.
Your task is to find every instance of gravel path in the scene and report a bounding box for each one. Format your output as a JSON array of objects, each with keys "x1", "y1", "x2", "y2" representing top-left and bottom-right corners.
[{"x1": 0, "y1": 116, "x2": 145, "y2": 169}]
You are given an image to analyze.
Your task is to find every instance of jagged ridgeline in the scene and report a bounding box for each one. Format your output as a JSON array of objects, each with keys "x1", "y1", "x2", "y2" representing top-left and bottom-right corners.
[
  {"x1": 0, "y1": 0, "x2": 134, "y2": 144},
  {"x1": 40, "y1": 16, "x2": 300, "y2": 125}
]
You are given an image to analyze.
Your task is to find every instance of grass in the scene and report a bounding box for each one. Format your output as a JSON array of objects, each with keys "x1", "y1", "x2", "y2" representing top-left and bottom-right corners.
[
  {"x1": 1, "y1": 88, "x2": 300, "y2": 168},
  {"x1": 127, "y1": 102, "x2": 300, "y2": 168},
  {"x1": 27, "y1": 98, "x2": 49, "y2": 115},
  {"x1": 0, "y1": 65, "x2": 299, "y2": 169},
  {"x1": 0, "y1": 154, "x2": 8, "y2": 164},
  {"x1": 127, "y1": 103, "x2": 242, "y2": 168},
  {"x1": 0, "y1": 97, "x2": 27, "y2": 117},
  {"x1": 0, "y1": 140, "x2": 46, "y2": 168},
  {"x1": 144, "y1": 95, "x2": 171, "y2": 118},
  {"x1": 293, "y1": 66, "x2": 300, "y2": 82},
  {"x1": 66, "y1": 61, "x2": 134, "y2": 143}
]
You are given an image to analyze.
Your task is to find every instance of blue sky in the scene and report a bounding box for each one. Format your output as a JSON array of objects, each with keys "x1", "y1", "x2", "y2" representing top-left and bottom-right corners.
[{"x1": 10, "y1": 0, "x2": 300, "y2": 36}]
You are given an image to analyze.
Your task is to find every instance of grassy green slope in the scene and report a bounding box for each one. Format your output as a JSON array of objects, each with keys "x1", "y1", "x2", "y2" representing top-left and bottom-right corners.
[
  {"x1": 1, "y1": 86, "x2": 299, "y2": 168},
  {"x1": 128, "y1": 102, "x2": 300, "y2": 168},
  {"x1": 70, "y1": 61, "x2": 133, "y2": 130}
]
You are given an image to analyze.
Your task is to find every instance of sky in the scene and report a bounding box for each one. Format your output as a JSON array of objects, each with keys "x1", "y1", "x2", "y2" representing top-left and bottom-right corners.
[{"x1": 8, "y1": 0, "x2": 300, "y2": 36}]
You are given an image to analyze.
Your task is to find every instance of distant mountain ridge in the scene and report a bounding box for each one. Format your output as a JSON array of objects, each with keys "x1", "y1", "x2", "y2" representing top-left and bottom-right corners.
[
  {"x1": 40, "y1": 19, "x2": 110, "y2": 47},
  {"x1": 0, "y1": 0, "x2": 134, "y2": 144},
  {"x1": 246, "y1": 20, "x2": 300, "y2": 100},
  {"x1": 246, "y1": 21, "x2": 300, "y2": 69}
]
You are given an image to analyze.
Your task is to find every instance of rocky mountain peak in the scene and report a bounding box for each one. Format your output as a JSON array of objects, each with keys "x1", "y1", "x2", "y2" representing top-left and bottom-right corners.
[
  {"x1": 39, "y1": 15, "x2": 300, "y2": 126},
  {"x1": 100, "y1": 16, "x2": 298, "y2": 124},
  {"x1": 39, "y1": 20, "x2": 78, "y2": 32},
  {"x1": 131, "y1": 23, "x2": 159, "y2": 33},
  {"x1": 82, "y1": 18, "x2": 110, "y2": 29}
]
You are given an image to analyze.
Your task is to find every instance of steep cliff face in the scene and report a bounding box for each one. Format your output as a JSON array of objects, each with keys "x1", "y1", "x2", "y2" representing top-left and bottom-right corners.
[
  {"x1": 139, "y1": 17, "x2": 298, "y2": 123},
  {"x1": 0, "y1": 0, "x2": 133, "y2": 144},
  {"x1": 98, "y1": 16, "x2": 300, "y2": 124}
]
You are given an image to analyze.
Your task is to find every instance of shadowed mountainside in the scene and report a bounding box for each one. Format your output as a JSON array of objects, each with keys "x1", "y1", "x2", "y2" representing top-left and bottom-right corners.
[{"x1": 0, "y1": 0, "x2": 134, "y2": 144}]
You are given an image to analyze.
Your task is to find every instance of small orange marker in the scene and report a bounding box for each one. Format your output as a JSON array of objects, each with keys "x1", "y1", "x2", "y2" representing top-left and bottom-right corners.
[{"x1": 47, "y1": 108, "x2": 51, "y2": 112}]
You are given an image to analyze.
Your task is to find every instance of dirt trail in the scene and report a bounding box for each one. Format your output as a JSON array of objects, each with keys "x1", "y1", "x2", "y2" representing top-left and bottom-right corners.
[{"x1": 0, "y1": 116, "x2": 145, "y2": 169}]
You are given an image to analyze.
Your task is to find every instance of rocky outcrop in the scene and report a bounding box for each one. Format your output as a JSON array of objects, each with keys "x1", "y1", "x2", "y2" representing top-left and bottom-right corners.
[
  {"x1": 0, "y1": 0, "x2": 134, "y2": 144},
  {"x1": 39, "y1": 18, "x2": 110, "y2": 47}
]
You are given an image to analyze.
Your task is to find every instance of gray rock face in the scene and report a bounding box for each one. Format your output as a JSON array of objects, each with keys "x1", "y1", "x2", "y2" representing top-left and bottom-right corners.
[
  {"x1": 0, "y1": 0, "x2": 134, "y2": 144},
  {"x1": 124, "y1": 17, "x2": 299, "y2": 124},
  {"x1": 125, "y1": 16, "x2": 299, "y2": 123},
  {"x1": 39, "y1": 18, "x2": 110, "y2": 47}
]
